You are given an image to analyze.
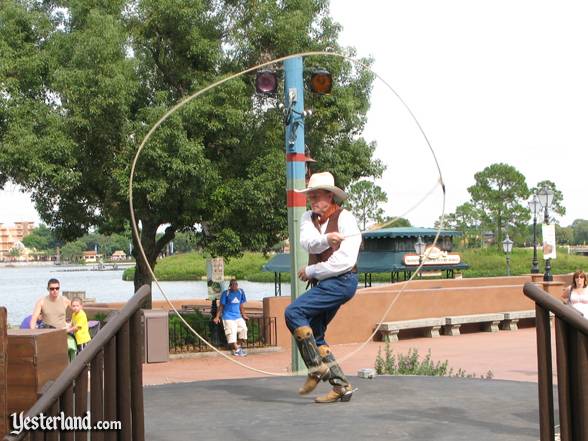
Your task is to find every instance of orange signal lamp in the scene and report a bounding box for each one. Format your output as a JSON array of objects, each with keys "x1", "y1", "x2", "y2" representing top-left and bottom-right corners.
[{"x1": 309, "y1": 69, "x2": 332, "y2": 94}]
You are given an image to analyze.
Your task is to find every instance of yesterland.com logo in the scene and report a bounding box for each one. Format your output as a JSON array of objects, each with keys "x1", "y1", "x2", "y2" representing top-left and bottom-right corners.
[{"x1": 10, "y1": 411, "x2": 122, "y2": 435}]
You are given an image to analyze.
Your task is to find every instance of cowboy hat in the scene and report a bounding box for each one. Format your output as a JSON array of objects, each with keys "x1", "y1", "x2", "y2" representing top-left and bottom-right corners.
[{"x1": 294, "y1": 172, "x2": 347, "y2": 202}]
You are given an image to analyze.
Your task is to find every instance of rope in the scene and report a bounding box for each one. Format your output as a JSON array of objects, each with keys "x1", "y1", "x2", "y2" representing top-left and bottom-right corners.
[{"x1": 129, "y1": 51, "x2": 447, "y2": 377}]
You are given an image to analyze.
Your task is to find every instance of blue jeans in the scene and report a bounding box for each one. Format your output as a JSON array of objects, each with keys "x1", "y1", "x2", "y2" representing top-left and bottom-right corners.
[{"x1": 285, "y1": 271, "x2": 358, "y2": 346}]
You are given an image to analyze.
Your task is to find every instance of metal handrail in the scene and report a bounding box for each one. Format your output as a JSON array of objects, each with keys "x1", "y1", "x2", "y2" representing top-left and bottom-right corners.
[
  {"x1": 524, "y1": 282, "x2": 588, "y2": 333},
  {"x1": 4, "y1": 284, "x2": 150, "y2": 440},
  {"x1": 523, "y1": 282, "x2": 588, "y2": 441}
]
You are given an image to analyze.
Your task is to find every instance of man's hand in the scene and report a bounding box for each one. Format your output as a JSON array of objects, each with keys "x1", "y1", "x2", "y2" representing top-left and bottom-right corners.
[
  {"x1": 298, "y1": 266, "x2": 309, "y2": 282},
  {"x1": 212, "y1": 317, "x2": 220, "y2": 324},
  {"x1": 326, "y1": 232, "x2": 345, "y2": 250},
  {"x1": 242, "y1": 314, "x2": 249, "y2": 321}
]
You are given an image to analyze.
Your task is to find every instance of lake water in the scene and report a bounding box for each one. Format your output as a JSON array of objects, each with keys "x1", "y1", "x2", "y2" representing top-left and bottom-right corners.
[{"x1": 0, "y1": 264, "x2": 290, "y2": 326}]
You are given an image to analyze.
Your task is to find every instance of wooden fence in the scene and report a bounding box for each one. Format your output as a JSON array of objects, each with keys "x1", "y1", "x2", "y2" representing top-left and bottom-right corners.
[{"x1": 3, "y1": 286, "x2": 149, "y2": 441}]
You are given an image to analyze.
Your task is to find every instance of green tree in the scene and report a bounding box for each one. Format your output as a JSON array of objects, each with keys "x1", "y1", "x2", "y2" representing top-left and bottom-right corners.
[
  {"x1": 21, "y1": 224, "x2": 58, "y2": 251},
  {"x1": 345, "y1": 180, "x2": 388, "y2": 230},
  {"x1": 440, "y1": 202, "x2": 483, "y2": 248},
  {"x1": 467, "y1": 163, "x2": 530, "y2": 246},
  {"x1": 572, "y1": 219, "x2": 588, "y2": 244},
  {"x1": 555, "y1": 225, "x2": 574, "y2": 245},
  {"x1": 0, "y1": 1, "x2": 382, "y2": 302},
  {"x1": 173, "y1": 231, "x2": 199, "y2": 253},
  {"x1": 379, "y1": 216, "x2": 411, "y2": 228},
  {"x1": 530, "y1": 180, "x2": 566, "y2": 219},
  {"x1": 60, "y1": 240, "x2": 85, "y2": 261}
]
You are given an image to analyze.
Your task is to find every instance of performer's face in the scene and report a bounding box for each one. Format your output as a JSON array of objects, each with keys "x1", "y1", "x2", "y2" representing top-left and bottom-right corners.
[{"x1": 307, "y1": 190, "x2": 334, "y2": 216}]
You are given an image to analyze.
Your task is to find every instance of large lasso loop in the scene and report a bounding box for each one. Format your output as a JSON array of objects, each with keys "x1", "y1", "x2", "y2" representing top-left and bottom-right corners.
[{"x1": 129, "y1": 51, "x2": 447, "y2": 377}]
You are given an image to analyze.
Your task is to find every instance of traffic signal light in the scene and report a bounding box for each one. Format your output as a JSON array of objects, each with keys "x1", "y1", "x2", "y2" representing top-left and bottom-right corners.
[
  {"x1": 308, "y1": 69, "x2": 332, "y2": 94},
  {"x1": 255, "y1": 70, "x2": 278, "y2": 95}
]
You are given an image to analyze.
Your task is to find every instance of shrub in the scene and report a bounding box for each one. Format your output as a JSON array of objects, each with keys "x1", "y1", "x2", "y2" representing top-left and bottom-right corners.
[{"x1": 374, "y1": 343, "x2": 493, "y2": 379}]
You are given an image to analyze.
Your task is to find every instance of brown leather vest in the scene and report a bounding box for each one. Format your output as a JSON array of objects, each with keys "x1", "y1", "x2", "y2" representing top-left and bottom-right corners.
[
  {"x1": 309, "y1": 207, "x2": 342, "y2": 266},
  {"x1": 308, "y1": 207, "x2": 358, "y2": 273}
]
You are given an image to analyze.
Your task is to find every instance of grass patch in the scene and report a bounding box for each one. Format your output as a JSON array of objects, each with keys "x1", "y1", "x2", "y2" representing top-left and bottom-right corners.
[
  {"x1": 122, "y1": 251, "x2": 291, "y2": 282},
  {"x1": 122, "y1": 247, "x2": 588, "y2": 282}
]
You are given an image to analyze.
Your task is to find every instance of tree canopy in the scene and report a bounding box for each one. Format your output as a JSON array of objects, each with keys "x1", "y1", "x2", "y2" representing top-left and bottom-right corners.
[
  {"x1": 441, "y1": 162, "x2": 571, "y2": 247},
  {"x1": 344, "y1": 179, "x2": 387, "y2": 230},
  {"x1": 0, "y1": 0, "x2": 383, "y2": 295},
  {"x1": 467, "y1": 163, "x2": 530, "y2": 245}
]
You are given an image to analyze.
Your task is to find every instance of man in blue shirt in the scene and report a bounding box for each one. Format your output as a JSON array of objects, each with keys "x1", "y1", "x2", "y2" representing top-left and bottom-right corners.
[{"x1": 213, "y1": 278, "x2": 249, "y2": 356}]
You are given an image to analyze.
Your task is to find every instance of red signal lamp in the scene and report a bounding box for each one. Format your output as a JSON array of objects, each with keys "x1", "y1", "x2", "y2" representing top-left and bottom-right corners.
[{"x1": 255, "y1": 70, "x2": 278, "y2": 95}]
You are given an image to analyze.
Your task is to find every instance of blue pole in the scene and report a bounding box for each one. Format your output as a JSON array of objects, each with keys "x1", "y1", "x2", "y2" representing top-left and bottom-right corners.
[{"x1": 284, "y1": 57, "x2": 307, "y2": 373}]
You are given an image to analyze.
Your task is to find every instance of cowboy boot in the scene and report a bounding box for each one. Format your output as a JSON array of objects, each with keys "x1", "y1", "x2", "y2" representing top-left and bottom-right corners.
[
  {"x1": 314, "y1": 385, "x2": 354, "y2": 403},
  {"x1": 294, "y1": 326, "x2": 330, "y2": 395},
  {"x1": 314, "y1": 345, "x2": 354, "y2": 403}
]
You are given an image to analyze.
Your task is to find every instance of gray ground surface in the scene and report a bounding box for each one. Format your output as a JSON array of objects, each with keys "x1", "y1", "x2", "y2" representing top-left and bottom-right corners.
[{"x1": 144, "y1": 376, "x2": 553, "y2": 441}]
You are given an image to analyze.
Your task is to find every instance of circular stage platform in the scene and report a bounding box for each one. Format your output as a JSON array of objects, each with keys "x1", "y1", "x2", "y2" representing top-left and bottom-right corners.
[{"x1": 144, "y1": 376, "x2": 553, "y2": 441}]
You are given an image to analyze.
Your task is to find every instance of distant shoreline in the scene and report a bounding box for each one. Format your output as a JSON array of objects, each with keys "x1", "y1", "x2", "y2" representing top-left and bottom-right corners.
[
  {"x1": 0, "y1": 261, "x2": 56, "y2": 268},
  {"x1": 0, "y1": 261, "x2": 135, "y2": 269}
]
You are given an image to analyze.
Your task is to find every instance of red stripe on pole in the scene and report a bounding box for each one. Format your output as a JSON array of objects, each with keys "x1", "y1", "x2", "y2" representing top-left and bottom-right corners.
[
  {"x1": 286, "y1": 153, "x2": 307, "y2": 162},
  {"x1": 287, "y1": 191, "x2": 306, "y2": 207}
]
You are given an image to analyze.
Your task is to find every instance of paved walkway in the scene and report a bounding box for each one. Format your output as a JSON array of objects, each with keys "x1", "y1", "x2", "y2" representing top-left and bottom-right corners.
[
  {"x1": 144, "y1": 376, "x2": 549, "y2": 441},
  {"x1": 143, "y1": 326, "x2": 554, "y2": 385},
  {"x1": 142, "y1": 327, "x2": 558, "y2": 441}
]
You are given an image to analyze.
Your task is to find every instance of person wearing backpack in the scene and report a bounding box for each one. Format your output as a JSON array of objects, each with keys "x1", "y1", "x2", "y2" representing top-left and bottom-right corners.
[{"x1": 213, "y1": 278, "x2": 249, "y2": 356}]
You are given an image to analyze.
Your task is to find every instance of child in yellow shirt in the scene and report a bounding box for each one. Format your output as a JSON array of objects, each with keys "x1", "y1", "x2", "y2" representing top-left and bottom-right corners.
[{"x1": 69, "y1": 298, "x2": 91, "y2": 352}]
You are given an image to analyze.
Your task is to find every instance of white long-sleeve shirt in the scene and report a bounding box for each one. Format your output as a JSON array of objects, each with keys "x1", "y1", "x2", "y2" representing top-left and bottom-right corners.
[{"x1": 300, "y1": 209, "x2": 362, "y2": 281}]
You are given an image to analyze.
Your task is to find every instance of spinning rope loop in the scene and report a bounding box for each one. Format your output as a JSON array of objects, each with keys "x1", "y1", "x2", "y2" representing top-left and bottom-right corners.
[{"x1": 129, "y1": 51, "x2": 447, "y2": 377}]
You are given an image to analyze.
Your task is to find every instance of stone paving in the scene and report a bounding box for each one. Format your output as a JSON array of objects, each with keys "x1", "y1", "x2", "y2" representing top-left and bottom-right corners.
[{"x1": 143, "y1": 326, "x2": 555, "y2": 385}]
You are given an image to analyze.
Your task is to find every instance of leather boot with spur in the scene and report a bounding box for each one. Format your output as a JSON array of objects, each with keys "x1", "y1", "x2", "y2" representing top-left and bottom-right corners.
[
  {"x1": 314, "y1": 345, "x2": 354, "y2": 403},
  {"x1": 293, "y1": 326, "x2": 330, "y2": 395}
]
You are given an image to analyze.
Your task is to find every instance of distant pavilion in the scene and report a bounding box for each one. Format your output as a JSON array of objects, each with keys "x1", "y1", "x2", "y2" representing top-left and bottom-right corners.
[{"x1": 263, "y1": 227, "x2": 469, "y2": 295}]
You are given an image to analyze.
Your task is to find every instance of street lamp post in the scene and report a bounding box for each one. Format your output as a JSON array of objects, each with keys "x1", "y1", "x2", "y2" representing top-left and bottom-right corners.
[
  {"x1": 502, "y1": 234, "x2": 513, "y2": 276},
  {"x1": 414, "y1": 236, "x2": 426, "y2": 278},
  {"x1": 537, "y1": 187, "x2": 554, "y2": 282},
  {"x1": 528, "y1": 195, "x2": 540, "y2": 274}
]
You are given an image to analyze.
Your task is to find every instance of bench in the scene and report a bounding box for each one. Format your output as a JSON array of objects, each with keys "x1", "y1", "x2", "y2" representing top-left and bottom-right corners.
[
  {"x1": 443, "y1": 313, "x2": 504, "y2": 336},
  {"x1": 377, "y1": 318, "x2": 445, "y2": 342},
  {"x1": 501, "y1": 310, "x2": 536, "y2": 331}
]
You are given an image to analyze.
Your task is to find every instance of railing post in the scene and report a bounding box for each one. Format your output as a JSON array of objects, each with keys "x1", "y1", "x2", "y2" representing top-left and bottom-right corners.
[
  {"x1": 555, "y1": 318, "x2": 572, "y2": 441},
  {"x1": 130, "y1": 310, "x2": 145, "y2": 441},
  {"x1": 535, "y1": 304, "x2": 554, "y2": 441},
  {"x1": 90, "y1": 350, "x2": 104, "y2": 441},
  {"x1": 60, "y1": 385, "x2": 74, "y2": 441},
  {"x1": 103, "y1": 337, "x2": 117, "y2": 441},
  {"x1": 116, "y1": 322, "x2": 131, "y2": 441},
  {"x1": 573, "y1": 333, "x2": 588, "y2": 438},
  {"x1": 0, "y1": 308, "x2": 6, "y2": 439},
  {"x1": 74, "y1": 365, "x2": 88, "y2": 441},
  {"x1": 46, "y1": 400, "x2": 59, "y2": 441}
]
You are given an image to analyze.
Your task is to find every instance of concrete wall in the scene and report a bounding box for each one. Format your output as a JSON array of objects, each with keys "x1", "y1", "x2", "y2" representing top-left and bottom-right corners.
[{"x1": 264, "y1": 274, "x2": 571, "y2": 350}]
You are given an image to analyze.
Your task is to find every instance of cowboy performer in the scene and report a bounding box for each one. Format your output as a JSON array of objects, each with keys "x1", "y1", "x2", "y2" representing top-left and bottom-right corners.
[{"x1": 285, "y1": 171, "x2": 362, "y2": 403}]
